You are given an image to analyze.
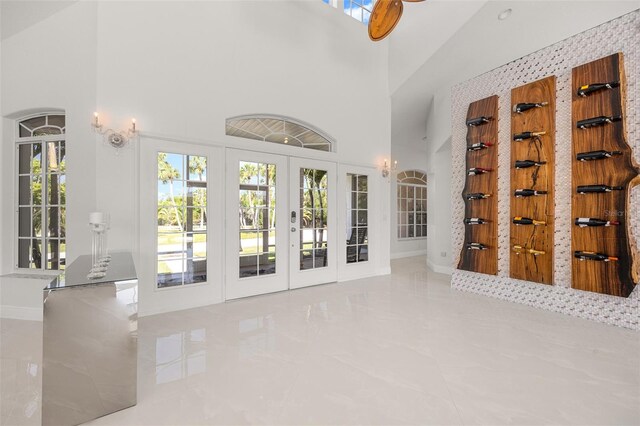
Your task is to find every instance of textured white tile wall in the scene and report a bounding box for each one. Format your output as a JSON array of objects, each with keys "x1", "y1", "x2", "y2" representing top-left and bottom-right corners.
[{"x1": 451, "y1": 11, "x2": 640, "y2": 330}]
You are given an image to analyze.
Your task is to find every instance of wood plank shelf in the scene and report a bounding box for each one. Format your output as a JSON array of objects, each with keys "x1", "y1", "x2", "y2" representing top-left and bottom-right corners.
[
  {"x1": 571, "y1": 52, "x2": 640, "y2": 297},
  {"x1": 458, "y1": 95, "x2": 498, "y2": 275},
  {"x1": 510, "y1": 76, "x2": 556, "y2": 284}
]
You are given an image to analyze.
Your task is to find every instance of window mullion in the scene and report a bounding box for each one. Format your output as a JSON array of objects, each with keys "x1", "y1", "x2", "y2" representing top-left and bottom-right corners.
[{"x1": 42, "y1": 140, "x2": 48, "y2": 270}]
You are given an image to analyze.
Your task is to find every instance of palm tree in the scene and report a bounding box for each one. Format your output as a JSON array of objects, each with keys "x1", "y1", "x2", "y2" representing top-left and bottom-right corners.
[
  {"x1": 158, "y1": 153, "x2": 183, "y2": 231},
  {"x1": 188, "y1": 156, "x2": 207, "y2": 228},
  {"x1": 302, "y1": 169, "x2": 327, "y2": 250}
]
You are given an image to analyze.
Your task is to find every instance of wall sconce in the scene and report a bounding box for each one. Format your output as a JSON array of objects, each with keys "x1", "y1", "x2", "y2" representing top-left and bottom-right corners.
[
  {"x1": 381, "y1": 158, "x2": 398, "y2": 178},
  {"x1": 92, "y1": 112, "x2": 139, "y2": 150}
]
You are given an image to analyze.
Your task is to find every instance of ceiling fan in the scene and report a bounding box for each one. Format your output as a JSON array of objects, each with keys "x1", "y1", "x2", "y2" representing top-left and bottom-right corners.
[{"x1": 368, "y1": 0, "x2": 425, "y2": 42}]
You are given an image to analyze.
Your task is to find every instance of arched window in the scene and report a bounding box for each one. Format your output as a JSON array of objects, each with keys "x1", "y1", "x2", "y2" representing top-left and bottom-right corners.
[
  {"x1": 16, "y1": 112, "x2": 66, "y2": 270},
  {"x1": 225, "y1": 114, "x2": 334, "y2": 152},
  {"x1": 397, "y1": 170, "x2": 427, "y2": 239}
]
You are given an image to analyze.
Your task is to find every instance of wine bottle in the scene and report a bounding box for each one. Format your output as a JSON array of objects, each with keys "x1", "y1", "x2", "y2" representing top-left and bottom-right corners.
[
  {"x1": 467, "y1": 167, "x2": 492, "y2": 176},
  {"x1": 576, "y1": 115, "x2": 622, "y2": 129},
  {"x1": 515, "y1": 160, "x2": 546, "y2": 169},
  {"x1": 466, "y1": 142, "x2": 493, "y2": 151},
  {"x1": 577, "y1": 82, "x2": 620, "y2": 97},
  {"x1": 513, "y1": 245, "x2": 545, "y2": 256},
  {"x1": 576, "y1": 150, "x2": 622, "y2": 161},
  {"x1": 464, "y1": 218, "x2": 486, "y2": 225},
  {"x1": 514, "y1": 189, "x2": 547, "y2": 197},
  {"x1": 513, "y1": 102, "x2": 548, "y2": 113},
  {"x1": 464, "y1": 193, "x2": 491, "y2": 200},
  {"x1": 574, "y1": 251, "x2": 618, "y2": 262},
  {"x1": 512, "y1": 217, "x2": 546, "y2": 226},
  {"x1": 513, "y1": 131, "x2": 546, "y2": 141},
  {"x1": 466, "y1": 242, "x2": 488, "y2": 250},
  {"x1": 574, "y1": 218, "x2": 619, "y2": 227},
  {"x1": 466, "y1": 116, "x2": 492, "y2": 127},
  {"x1": 576, "y1": 185, "x2": 624, "y2": 194}
]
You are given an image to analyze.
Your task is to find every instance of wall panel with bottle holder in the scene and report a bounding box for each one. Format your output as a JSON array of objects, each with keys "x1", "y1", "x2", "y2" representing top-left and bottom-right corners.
[
  {"x1": 451, "y1": 12, "x2": 639, "y2": 329},
  {"x1": 457, "y1": 95, "x2": 498, "y2": 275},
  {"x1": 509, "y1": 76, "x2": 556, "y2": 284},
  {"x1": 571, "y1": 52, "x2": 640, "y2": 297}
]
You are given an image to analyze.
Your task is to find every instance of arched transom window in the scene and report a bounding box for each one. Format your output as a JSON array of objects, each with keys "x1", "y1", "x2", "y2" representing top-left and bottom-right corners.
[
  {"x1": 397, "y1": 170, "x2": 427, "y2": 239},
  {"x1": 226, "y1": 114, "x2": 334, "y2": 152},
  {"x1": 19, "y1": 114, "x2": 66, "y2": 137}
]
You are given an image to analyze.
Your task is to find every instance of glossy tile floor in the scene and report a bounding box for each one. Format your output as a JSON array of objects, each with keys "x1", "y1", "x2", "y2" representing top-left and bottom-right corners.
[{"x1": 2, "y1": 257, "x2": 639, "y2": 425}]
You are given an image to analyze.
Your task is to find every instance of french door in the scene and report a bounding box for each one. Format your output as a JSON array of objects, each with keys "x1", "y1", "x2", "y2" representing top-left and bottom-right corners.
[
  {"x1": 289, "y1": 157, "x2": 337, "y2": 289},
  {"x1": 225, "y1": 150, "x2": 289, "y2": 299},
  {"x1": 225, "y1": 151, "x2": 337, "y2": 299}
]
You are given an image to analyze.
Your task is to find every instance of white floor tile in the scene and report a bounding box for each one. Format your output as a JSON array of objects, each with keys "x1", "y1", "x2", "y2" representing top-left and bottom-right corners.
[{"x1": 1, "y1": 257, "x2": 638, "y2": 425}]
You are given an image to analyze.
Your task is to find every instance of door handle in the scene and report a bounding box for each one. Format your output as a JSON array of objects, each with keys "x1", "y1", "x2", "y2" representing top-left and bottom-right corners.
[{"x1": 291, "y1": 227, "x2": 296, "y2": 232}]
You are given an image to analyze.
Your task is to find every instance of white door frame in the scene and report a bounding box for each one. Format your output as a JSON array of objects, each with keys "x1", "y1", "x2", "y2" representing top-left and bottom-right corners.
[
  {"x1": 138, "y1": 138, "x2": 223, "y2": 316},
  {"x1": 224, "y1": 149, "x2": 290, "y2": 300}
]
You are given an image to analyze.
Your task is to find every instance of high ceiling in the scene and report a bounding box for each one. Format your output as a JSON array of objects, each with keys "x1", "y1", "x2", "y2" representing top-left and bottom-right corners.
[
  {"x1": 3, "y1": 0, "x2": 638, "y2": 158},
  {"x1": 388, "y1": 1, "x2": 640, "y2": 152},
  {"x1": 1, "y1": 1, "x2": 77, "y2": 40}
]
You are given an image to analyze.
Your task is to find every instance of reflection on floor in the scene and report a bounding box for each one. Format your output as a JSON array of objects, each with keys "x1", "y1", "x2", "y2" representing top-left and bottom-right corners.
[{"x1": 2, "y1": 257, "x2": 639, "y2": 425}]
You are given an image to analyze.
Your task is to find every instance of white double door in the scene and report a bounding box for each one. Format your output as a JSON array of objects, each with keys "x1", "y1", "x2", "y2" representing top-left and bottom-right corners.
[{"x1": 225, "y1": 149, "x2": 337, "y2": 299}]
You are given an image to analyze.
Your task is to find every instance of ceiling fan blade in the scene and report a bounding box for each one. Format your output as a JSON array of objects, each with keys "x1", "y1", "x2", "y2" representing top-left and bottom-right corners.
[{"x1": 368, "y1": 0, "x2": 404, "y2": 42}]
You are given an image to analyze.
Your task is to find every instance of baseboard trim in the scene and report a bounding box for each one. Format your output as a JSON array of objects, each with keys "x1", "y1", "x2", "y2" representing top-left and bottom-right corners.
[
  {"x1": 338, "y1": 268, "x2": 390, "y2": 283},
  {"x1": 426, "y1": 259, "x2": 454, "y2": 275},
  {"x1": 391, "y1": 250, "x2": 427, "y2": 260},
  {"x1": 0, "y1": 305, "x2": 42, "y2": 321}
]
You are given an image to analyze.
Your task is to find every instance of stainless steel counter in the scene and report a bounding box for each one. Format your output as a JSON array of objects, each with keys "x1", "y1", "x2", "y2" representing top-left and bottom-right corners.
[{"x1": 42, "y1": 252, "x2": 138, "y2": 426}]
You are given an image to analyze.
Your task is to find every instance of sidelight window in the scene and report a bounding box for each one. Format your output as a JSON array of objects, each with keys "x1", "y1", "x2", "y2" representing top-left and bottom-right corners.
[
  {"x1": 157, "y1": 152, "x2": 207, "y2": 288},
  {"x1": 346, "y1": 174, "x2": 368, "y2": 263}
]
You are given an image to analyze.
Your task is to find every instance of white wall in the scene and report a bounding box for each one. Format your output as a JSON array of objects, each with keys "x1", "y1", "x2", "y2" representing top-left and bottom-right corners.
[
  {"x1": 387, "y1": 0, "x2": 486, "y2": 94},
  {"x1": 94, "y1": 1, "x2": 389, "y2": 253},
  {"x1": 1, "y1": 1, "x2": 392, "y2": 318},
  {"x1": 426, "y1": 137, "x2": 452, "y2": 273}
]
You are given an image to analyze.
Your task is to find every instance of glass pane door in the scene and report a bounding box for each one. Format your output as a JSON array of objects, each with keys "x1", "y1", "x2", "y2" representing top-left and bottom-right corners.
[
  {"x1": 289, "y1": 158, "x2": 337, "y2": 289},
  {"x1": 225, "y1": 150, "x2": 289, "y2": 300},
  {"x1": 238, "y1": 161, "x2": 277, "y2": 278}
]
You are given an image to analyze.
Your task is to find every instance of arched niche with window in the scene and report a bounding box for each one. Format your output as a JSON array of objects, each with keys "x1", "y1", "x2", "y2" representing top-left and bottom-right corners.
[
  {"x1": 396, "y1": 170, "x2": 427, "y2": 239},
  {"x1": 15, "y1": 112, "x2": 67, "y2": 270},
  {"x1": 225, "y1": 114, "x2": 335, "y2": 152}
]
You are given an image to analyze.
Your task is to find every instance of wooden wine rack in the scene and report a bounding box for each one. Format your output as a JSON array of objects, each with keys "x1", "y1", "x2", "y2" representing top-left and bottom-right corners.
[
  {"x1": 510, "y1": 76, "x2": 556, "y2": 284},
  {"x1": 458, "y1": 95, "x2": 498, "y2": 275},
  {"x1": 571, "y1": 53, "x2": 640, "y2": 297}
]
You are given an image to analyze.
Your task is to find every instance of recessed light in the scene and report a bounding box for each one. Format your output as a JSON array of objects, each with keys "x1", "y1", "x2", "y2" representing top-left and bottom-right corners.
[{"x1": 498, "y1": 8, "x2": 512, "y2": 21}]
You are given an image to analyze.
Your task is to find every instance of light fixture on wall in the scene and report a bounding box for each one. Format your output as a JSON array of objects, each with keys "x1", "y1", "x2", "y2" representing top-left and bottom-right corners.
[
  {"x1": 381, "y1": 158, "x2": 398, "y2": 178},
  {"x1": 92, "y1": 112, "x2": 139, "y2": 150}
]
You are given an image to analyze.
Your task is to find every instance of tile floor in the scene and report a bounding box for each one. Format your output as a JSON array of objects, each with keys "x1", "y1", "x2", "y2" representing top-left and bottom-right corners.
[{"x1": 1, "y1": 257, "x2": 639, "y2": 425}]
